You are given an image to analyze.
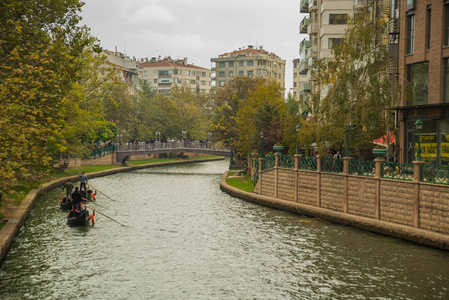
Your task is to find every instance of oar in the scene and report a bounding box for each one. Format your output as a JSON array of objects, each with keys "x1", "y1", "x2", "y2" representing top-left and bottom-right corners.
[
  {"x1": 87, "y1": 184, "x2": 117, "y2": 202},
  {"x1": 82, "y1": 197, "x2": 107, "y2": 209},
  {"x1": 85, "y1": 205, "x2": 126, "y2": 227}
]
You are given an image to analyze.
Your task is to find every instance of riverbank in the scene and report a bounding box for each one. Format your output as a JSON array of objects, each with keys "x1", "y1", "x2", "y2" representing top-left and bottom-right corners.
[
  {"x1": 220, "y1": 171, "x2": 449, "y2": 251},
  {"x1": 0, "y1": 157, "x2": 224, "y2": 265}
]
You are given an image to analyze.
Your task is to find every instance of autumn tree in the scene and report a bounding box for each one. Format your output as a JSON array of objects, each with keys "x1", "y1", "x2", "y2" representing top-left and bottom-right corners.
[
  {"x1": 0, "y1": 0, "x2": 101, "y2": 194},
  {"x1": 209, "y1": 77, "x2": 260, "y2": 147},
  {"x1": 234, "y1": 79, "x2": 288, "y2": 155},
  {"x1": 308, "y1": 2, "x2": 400, "y2": 152}
]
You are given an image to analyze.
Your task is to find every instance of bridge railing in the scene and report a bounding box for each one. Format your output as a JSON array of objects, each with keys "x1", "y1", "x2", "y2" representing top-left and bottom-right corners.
[{"x1": 116, "y1": 141, "x2": 227, "y2": 152}]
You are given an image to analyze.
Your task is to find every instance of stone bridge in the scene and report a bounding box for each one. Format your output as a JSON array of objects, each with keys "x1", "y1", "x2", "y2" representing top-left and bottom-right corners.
[{"x1": 116, "y1": 141, "x2": 230, "y2": 163}]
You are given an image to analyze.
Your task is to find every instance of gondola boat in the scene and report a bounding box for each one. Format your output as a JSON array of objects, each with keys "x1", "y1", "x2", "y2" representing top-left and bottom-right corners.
[
  {"x1": 60, "y1": 197, "x2": 73, "y2": 210},
  {"x1": 67, "y1": 208, "x2": 91, "y2": 226}
]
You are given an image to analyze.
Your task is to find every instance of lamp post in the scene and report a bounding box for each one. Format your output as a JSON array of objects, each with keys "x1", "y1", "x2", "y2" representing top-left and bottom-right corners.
[
  {"x1": 345, "y1": 122, "x2": 355, "y2": 157},
  {"x1": 296, "y1": 125, "x2": 301, "y2": 155},
  {"x1": 415, "y1": 119, "x2": 423, "y2": 161},
  {"x1": 259, "y1": 132, "x2": 264, "y2": 158}
]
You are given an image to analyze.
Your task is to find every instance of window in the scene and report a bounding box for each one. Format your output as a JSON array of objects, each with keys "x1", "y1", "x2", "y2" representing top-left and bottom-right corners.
[
  {"x1": 229, "y1": 62, "x2": 234, "y2": 67},
  {"x1": 247, "y1": 61, "x2": 254, "y2": 66},
  {"x1": 186, "y1": 70, "x2": 190, "y2": 76},
  {"x1": 219, "y1": 62, "x2": 225, "y2": 68},
  {"x1": 426, "y1": 6, "x2": 431, "y2": 50},
  {"x1": 219, "y1": 81, "x2": 225, "y2": 87},
  {"x1": 294, "y1": 82, "x2": 297, "y2": 88},
  {"x1": 239, "y1": 71, "x2": 244, "y2": 76},
  {"x1": 228, "y1": 71, "x2": 234, "y2": 77},
  {"x1": 239, "y1": 61, "x2": 244, "y2": 66},
  {"x1": 247, "y1": 70, "x2": 253, "y2": 76},
  {"x1": 445, "y1": 4, "x2": 449, "y2": 46},
  {"x1": 328, "y1": 38, "x2": 343, "y2": 49},
  {"x1": 329, "y1": 14, "x2": 347, "y2": 25},
  {"x1": 407, "y1": 62, "x2": 429, "y2": 105},
  {"x1": 445, "y1": 59, "x2": 449, "y2": 102},
  {"x1": 218, "y1": 72, "x2": 225, "y2": 77},
  {"x1": 407, "y1": 14, "x2": 415, "y2": 54},
  {"x1": 154, "y1": 79, "x2": 157, "y2": 84},
  {"x1": 202, "y1": 72, "x2": 206, "y2": 77}
]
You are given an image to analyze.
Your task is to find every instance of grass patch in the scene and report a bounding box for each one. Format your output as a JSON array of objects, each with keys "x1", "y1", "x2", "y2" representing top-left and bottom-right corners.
[
  {"x1": 126, "y1": 158, "x2": 184, "y2": 166},
  {"x1": 50, "y1": 165, "x2": 122, "y2": 178},
  {"x1": 226, "y1": 174, "x2": 254, "y2": 193},
  {"x1": 190, "y1": 155, "x2": 222, "y2": 160}
]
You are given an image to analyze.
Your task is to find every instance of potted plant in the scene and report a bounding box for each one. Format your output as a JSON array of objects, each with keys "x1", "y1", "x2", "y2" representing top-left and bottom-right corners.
[
  {"x1": 273, "y1": 142, "x2": 284, "y2": 153},
  {"x1": 372, "y1": 144, "x2": 387, "y2": 158}
]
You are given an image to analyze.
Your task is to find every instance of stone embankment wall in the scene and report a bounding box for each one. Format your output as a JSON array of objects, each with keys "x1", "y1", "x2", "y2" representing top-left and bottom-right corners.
[{"x1": 245, "y1": 154, "x2": 449, "y2": 250}]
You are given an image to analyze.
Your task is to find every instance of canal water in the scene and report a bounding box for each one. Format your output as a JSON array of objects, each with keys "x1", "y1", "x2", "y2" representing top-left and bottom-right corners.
[{"x1": 1, "y1": 159, "x2": 449, "y2": 299}]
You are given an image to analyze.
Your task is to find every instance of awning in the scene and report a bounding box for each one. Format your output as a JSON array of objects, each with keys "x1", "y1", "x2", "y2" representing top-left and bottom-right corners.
[{"x1": 373, "y1": 132, "x2": 395, "y2": 146}]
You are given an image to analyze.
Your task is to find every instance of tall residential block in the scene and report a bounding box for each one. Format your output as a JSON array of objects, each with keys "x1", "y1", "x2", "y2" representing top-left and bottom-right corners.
[
  {"x1": 298, "y1": 0, "x2": 356, "y2": 105},
  {"x1": 211, "y1": 45, "x2": 286, "y2": 88}
]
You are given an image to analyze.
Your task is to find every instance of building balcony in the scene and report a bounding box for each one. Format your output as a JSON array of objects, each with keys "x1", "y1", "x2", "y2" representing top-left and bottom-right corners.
[
  {"x1": 299, "y1": 39, "x2": 312, "y2": 51},
  {"x1": 306, "y1": 45, "x2": 317, "y2": 59},
  {"x1": 300, "y1": 0, "x2": 309, "y2": 13},
  {"x1": 354, "y1": 0, "x2": 368, "y2": 9},
  {"x1": 307, "y1": 22, "x2": 318, "y2": 35},
  {"x1": 300, "y1": 17, "x2": 312, "y2": 34},
  {"x1": 299, "y1": 61, "x2": 309, "y2": 74},
  {"x1": 309, "y1": 0, "x2": 317, "y2": 12},
  {"x1": 299, "y1": 82, "x2": 312, "y2": 93}
]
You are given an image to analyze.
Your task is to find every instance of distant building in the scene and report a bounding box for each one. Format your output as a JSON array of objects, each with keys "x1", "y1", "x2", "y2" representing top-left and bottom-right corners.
[
  {"x1": 102, "y1": 49, "x2": 141, "y2": 96},
  {"x1": 138, "y1": 57, "x2": 212, "y2": 95},
  {"x1": 211, "y1": 45, "x2": 286, "y2": 88},
  {"x1": 393, "y1": 0, "x2": 449, "y2": 165}
]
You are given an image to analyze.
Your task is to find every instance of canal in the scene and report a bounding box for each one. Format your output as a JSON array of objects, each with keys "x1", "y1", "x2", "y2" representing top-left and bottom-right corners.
[{"x1": 0, "y1": 159, "x2": 448, "y2": 299}]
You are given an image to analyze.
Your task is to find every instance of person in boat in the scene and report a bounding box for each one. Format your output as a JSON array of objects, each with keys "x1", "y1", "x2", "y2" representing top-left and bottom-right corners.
[
  {"x1": 71, "y1": 187, "x2": 84, "y2": 215},
  {"x1": 78, "y1": 171, "x2": 88, "y2": 192},
  {"x1": 62, "y1": 180, "x2": 74, "y2": 201}
]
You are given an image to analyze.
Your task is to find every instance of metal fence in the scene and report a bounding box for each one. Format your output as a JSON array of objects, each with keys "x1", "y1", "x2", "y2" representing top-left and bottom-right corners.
[
  {"x1": 279, "y1": 155, "x2": 295, "y2": 169},
  {"x1": 321, "y1": 157, "x2": 343, "y2": 173},
  {"x1": 262, "y1": 155, "x2": 275, "y2": 170},
  {"x1": 421, "y1": 164, "x2": 449, "y2": 184},
  {"x1": 382, "y1": 161, "x2": 414, "y2": 181},
  {"x1": 348, "y1": 159, "x2": 375, "y2": 177},
  {"x1": 298, "y1": 156, "x2": 317, "y2": 171}
]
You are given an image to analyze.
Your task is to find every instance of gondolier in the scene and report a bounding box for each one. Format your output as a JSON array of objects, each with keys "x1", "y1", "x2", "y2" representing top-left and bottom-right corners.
[
  {"x1": 71, "y1": 187, "x2": 83, "y2": 213},
  {"x1": 78, "y1": 171, "x2": 88, "y2": 191},
  {"x1": 62, "y1": 180, "x2": 73, "y2": 200}
]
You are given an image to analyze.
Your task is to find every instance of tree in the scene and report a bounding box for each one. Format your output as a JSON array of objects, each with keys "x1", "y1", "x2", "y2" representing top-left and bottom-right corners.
[
  {"x1": 210, "y1": 77, "x2": 260, "y2": 147},
  {"x1": 309, "y1": 2, "x2": 400, "y2": 152},
  {"x1": 0, "y1": 0, "x2": 100, "y2": 194},
  {"x1": 234, "y1": 79, "x2": 287, "y2": 155}
]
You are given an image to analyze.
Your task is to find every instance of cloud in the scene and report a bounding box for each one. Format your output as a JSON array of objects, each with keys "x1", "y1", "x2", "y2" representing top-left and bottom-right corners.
[{"x1": 119, "y1": 1, "x2": 175, "y2": 24}]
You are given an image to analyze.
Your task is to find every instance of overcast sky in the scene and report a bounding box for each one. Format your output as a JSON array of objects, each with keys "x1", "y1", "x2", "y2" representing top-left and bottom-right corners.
[{"x1": 80, "y1": 0, "x2": 307, "y2": 94}]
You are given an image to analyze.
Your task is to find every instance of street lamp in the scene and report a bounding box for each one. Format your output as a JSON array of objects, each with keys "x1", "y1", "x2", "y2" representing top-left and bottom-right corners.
[
  {"x1": 415, "y1": 119, "x2": 423, "y2": 161},
  {"x1": 345, "y1": 122, "x2": 355, "y2": 157},
  {"x1": 296, "y1": 125, "x2": 301, "y2": 155},
  {"x1": 260, "y1": 132, "x2": 264, "y2": 158}
]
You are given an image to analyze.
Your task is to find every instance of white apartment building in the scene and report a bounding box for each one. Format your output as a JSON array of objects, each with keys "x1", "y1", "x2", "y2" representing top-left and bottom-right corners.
[
  {"x1": 299, "y1": 0, "x2": 356, "y2": 104},
  {"x1": 211, "y1": 45, "x2": 286, "y2": 89},
  {"x1": 138, "y1": 57, "x2": 212, "y2": 95}
]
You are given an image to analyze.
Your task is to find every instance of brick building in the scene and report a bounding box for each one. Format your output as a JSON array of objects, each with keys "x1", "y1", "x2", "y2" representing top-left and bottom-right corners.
[{"x1": 394, "y1": 0, "x2": 449, "y2": 165}]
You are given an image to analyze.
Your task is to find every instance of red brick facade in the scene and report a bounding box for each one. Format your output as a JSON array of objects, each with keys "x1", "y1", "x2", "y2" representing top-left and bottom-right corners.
[{"x1": 396, "y1": 0, "x2": 449, "y2": 164}]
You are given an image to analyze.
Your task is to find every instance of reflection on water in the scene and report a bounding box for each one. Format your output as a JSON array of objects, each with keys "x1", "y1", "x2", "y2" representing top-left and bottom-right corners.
[{"x1": 1, "y1": 159, "x2": 448, "y2": 299}]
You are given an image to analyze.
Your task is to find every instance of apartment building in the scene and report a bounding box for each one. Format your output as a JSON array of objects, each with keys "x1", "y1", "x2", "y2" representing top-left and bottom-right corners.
[
  {"x1": 211, "y1": 45, "x2": 286, "y2": 88},
  {"x1": 298, "y1": 0, "x2": 356, "y2": 106},
  {"x1": 292, "y1": 58, "x2": 310, "y2": 101},
  {"x1": 103, "y1": 49, "x2": 141, "y2": 96},
  {"x1": 139, "y1": 57, "x2": 212, "y2": 95},
  {"x1": 394, "y1": 0, "x2": 449, "y2": 165}
]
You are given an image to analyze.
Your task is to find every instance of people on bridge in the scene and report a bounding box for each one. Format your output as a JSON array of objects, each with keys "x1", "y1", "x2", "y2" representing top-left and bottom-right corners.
[
  {"x1": 62, "y1": 180, "x2": 74, "y2": 200},
  {"x1": 78, "y1": 171, "x2": 88, "y2": 192}
]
